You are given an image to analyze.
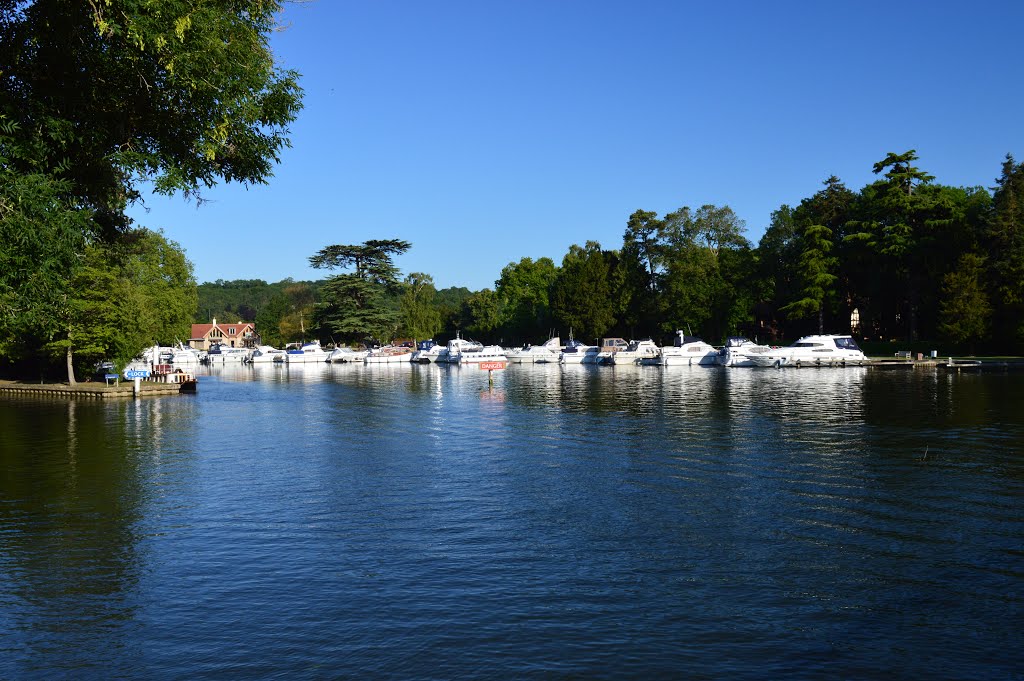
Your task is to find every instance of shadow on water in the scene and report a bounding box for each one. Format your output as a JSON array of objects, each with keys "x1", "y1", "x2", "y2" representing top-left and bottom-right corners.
[{"x1": 0, "y1": 396, "x2": 201, "y2": 677}]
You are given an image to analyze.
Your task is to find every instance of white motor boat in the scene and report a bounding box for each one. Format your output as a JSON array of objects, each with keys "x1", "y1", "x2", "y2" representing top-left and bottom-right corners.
[
  {"x1": 452, "y1": 344, "x2": 508, "y2": 365},
  {"x1": 438, "y1": 333, "x2": 484, "y2": 364},
  {"x1": 643, "y1": 331, "x2": 719, "y2": 366},
  {"x1": 410, "y1": 340, "x2": 445, "y2": 363},
  {"x1": 750, "y1": 334, "x2": 868, "y2": 368},
  {"x1": 364, "y1": 345, "x2": 413, "y2": 364},
  {"x1": 608, "y1": 339, "x2": 660, "y2": 365},
  {"x1": 205, "y1": 343, "x2": 250, "y2": 363},
  {"x1": 717, "y1": 336, "x2": 774, "y2": 367},
  {"x1": 247, "y1": 345, "x2": 286, "y2": 364},
  {"x1": 284, "y1": 341, "x2": 329, "y2": 364},
  {"x1": 506, "y1": 336, "x2": 561, "y2": 364},
  {"x1": 169, "y1": 343, "x2": 202, "y2": 364},
  {"x1": 327, "y1": 346, "x2": 369, "y2": 363},
  {"x1": 560, "y1": 338, "x2": 598, "y2": 364},
  {"x1": 591, "y1": 337, "x2": 628, "y2": 364}
]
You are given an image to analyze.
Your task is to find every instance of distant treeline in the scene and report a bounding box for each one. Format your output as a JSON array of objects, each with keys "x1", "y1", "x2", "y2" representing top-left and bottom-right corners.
[{"x1": 206, "y1": 151, "x2": 1024, "y2": 355}]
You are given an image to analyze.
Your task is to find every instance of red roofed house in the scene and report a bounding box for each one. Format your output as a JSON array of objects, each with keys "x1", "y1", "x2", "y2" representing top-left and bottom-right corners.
[{"x1": 189, "y1": 318, "x2": 257, "y2": 351}]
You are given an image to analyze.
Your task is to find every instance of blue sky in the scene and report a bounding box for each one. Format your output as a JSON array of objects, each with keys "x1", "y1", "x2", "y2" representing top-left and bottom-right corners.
[{"x1": 128, "y1": 0, "x2": 1024, "y2": 291}]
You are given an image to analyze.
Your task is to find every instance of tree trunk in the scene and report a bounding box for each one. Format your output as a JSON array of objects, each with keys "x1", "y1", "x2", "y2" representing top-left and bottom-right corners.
[{"x1": 66, "y1": 345, "x2": 77, "y2": 385}]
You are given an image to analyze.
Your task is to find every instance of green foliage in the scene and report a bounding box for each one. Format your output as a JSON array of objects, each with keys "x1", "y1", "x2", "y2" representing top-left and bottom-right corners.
[
  {"x1": 779, "y1": 223, "x2": 838, "y2": 332},
  {"x1": 398, "y1": 273, "x2": 441, "y2": 340},
  {"x1": 314, "y1": 275, "x2": 398, "y2": 344},
  {"x1": 462, "y1": 289, "x2": 502, "y2": 342},
  {"x1": 938, "y1": 253, "x2": 991, "y2": 348},
  {"x1": 987, "y1": 155, "x2": 1024, "y2": 348},
  {"x1": 0, "y1": 132, "x2": 93, "y2": 358},
  {"x1": 434, "y1": 286, "x2": 474, "y2": 337},
  {"x1": 0, "y1": 0, "x2": 303, "y2": 214},
  {"x1": 309, "y1": 240, "x2": 411, "y2": 288},
  {"x1": 494, "y1": 257, "x2": 558, "y2": 343},
  {"x1": 614, "y1": 204, "x2": 752, "y2": 342},
  {"x1": 754, "y1": 205, "x2": 800, "y2": 339},
  {"x1": 126, "y1": 229, "x2": 197, "y2": 344},
  {"x1": 43, "y1": 229, "x2": 197, "y2": 375},
  {"x1": 550, "y1": 241, "x2": 617, "y2": 342},
  {"x1": 0, "y1": 1, "x2": 301, "y2": 375},
  {"x1": 197, "y1": 279, "x2": 320, "y2": 336},
  {"x1": 311, "y1": 239, "x2": 411, "y2": 344}
]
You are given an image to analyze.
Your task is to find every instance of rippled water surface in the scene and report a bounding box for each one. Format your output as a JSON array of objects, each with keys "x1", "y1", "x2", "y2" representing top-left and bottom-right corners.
[{"x1": 1, "y1": 363, "x2": 1022, "y2": 678}]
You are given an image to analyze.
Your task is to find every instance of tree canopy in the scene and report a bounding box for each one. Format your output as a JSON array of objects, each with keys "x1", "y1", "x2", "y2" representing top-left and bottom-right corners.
[
  {"x1": 311, "y1": 239, "x2": 411, "y2": 345},
  {"x1": 0, "y1": 0, "x2": 303, "y2": 377}
]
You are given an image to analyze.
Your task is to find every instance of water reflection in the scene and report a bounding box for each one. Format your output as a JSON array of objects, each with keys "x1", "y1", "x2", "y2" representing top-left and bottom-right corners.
[
  {"x1": 0, "y1": 397, "x2": 196, "y2": 676},
  {"x1": 2, "y1": 365, "x2": 1022, "y2": 677}
]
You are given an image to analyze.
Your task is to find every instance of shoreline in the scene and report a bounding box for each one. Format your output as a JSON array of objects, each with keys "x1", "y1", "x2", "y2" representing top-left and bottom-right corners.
[{"x1": 0, "y1": 379, "x2": 194, "y2": 399}]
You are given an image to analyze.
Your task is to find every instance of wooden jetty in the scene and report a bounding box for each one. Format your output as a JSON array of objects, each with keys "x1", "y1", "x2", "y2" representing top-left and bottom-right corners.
[{"x1": 0, "y1": 380, "x2": 195, "y2": 399}]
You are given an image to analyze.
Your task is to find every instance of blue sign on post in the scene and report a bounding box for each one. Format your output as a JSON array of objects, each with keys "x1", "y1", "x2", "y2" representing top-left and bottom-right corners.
[{"x1": 124, "y1": 370, "x2": 150, "y2": 379}]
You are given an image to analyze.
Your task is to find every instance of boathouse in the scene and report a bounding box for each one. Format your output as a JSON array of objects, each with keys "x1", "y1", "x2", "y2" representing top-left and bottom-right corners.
[{"x1": 189, "y1": 318, "x2": 258, "y2": 351}]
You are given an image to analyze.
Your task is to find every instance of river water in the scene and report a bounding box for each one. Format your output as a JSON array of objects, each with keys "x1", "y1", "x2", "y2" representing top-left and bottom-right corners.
[{"x1": 1, "y1": 363, "x2": 1021, "y2": 679}]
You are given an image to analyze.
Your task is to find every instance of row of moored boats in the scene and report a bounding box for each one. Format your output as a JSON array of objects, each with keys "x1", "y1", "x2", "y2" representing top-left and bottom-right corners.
[{"x1": 149, "y1": 332, "x2": 869, "y2": 368}]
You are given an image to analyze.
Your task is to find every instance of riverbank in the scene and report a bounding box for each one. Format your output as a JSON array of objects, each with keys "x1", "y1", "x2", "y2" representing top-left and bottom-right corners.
[{"x1": 0, "y1": 379, "x2": 194, "y2": 399}]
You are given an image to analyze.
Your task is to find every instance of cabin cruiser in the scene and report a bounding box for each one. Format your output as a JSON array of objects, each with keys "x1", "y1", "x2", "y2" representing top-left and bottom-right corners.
[
  {"x1": 506, "y1": 336, "x2": 561, "y2": 364},
  {"x1": 451, "y1": 344, "x2": 508, "y2": 365},
  {"x1": 642, "y1": 331, "x2": 718, "y2": 366},
  {"x1": 750, "y1": 334, "x2": 867, "y2": 367},
  {"x1": 437, "y1": 333, "x2": 484, "y2": 363},
  {"x1": 247, "y1": 345, "x2": 286, "y2": 364},
  {"x1": 284, "y1": 341, "x2": 329, "y2": 364},
  {"x1": 591, "y1": 337, "x2": 628, "y2": 364},
  {"x1": 717, "y1": 336, "x2": 774, "y2": 367},
  {"x1": 169, "y1": 343, "x2": 203, "y2": 364},
  {"x1": 364, "y1": 345, "x2": 414, "y2": 363},
  {"x1": 410, "y1": 339, "x2": 445, "y2": 363},
  {"x1": 326, "y1": 346, "x2": 369, "y2": 363},
  {"x1": 205, "y1": 342, "x2": 250, "y2": 363},
  {"x1": 608, "y1": 339, "x2": 660, "y2": 365},
  {"x1": 559, "y1": 338, "x2": 598, "y2": 364}
]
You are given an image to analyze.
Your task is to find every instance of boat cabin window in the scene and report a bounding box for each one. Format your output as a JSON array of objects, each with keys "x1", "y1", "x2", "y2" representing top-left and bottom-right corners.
[
  {"x1": 834, "y1": 337, "x2": 862, "y2": 350},
  {"x1": 793, "y1": 342, "x2": 823, "y2": 347}
]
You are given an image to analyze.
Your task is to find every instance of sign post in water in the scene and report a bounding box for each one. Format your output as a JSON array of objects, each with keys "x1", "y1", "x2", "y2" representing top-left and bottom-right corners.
[{"x1": 478, "y1": 361, "x2": 506, "y2": 388}]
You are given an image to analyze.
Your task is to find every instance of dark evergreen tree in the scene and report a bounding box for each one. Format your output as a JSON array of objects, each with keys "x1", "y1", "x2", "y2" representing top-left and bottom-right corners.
[
  {"x1": 310, "y1": 240, "x2": 411, "y2": 345},
  {"x1": 987, "y1": 155, "x2": 1024, "y2": 348}
]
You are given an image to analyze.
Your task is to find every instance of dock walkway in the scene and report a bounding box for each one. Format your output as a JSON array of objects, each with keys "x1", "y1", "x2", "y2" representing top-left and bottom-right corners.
[{"x1": 0, "y1": 380, "x2": 192, "y2": 399}]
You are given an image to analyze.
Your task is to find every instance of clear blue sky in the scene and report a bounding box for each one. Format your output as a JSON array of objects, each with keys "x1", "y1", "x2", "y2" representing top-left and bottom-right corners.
[{"x1": 128, "y1": 0, "x2": 1024, "y2": 291}]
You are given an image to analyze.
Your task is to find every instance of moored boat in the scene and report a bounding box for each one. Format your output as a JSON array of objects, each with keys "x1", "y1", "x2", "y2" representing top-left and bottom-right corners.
[
  {"x1": 247, "y1": 345, "x2": 286, "y2": 364},
  {"x1": 364, "y1": 345, "x2": 413, "y2": 364},
  {"x1": 506, "y1": 336, "x2": 561, "y2": 364},
  {"x1": 284, "y1": 341, "x2": 329, "y2": 364},
  {"x1": 592, "y1": 337, "x2": 628, "y2": 364},
  {"x1": 438, "y1": 333, "x2": 484, "y2": 364},
  {"x1": 643, "y1": 331, "x2": 718, "y2": 366},
  {"x1": 560, "y1": 338, "x2": 598, "y2": 364},
  {"x1": 204, "y1": 342, "x2": 250, "y2": 363},
  {"x1": 608, "y1": 339, "x2": 660, "y2": 365},
  {"x1": 750, "y1": 334, "x2": 867, "y2": 367},
  {"x1": 410, "y1": 339, "x2": 445, "y2": 363},
  {"x1": 451, "y1": 344, "x2": 508, "y2": 365},
  {"x1": 716, "y1": 336, "x2": 774, "y2": 367},
  {"x1": 326, "y1": 346, "x2": 369, "y2": 363}
]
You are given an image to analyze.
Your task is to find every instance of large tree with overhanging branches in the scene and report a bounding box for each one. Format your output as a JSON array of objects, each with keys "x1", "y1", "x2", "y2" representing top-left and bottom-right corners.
[{"x1": 0, "y1": 0, "x2": 303, "y2": 379}]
